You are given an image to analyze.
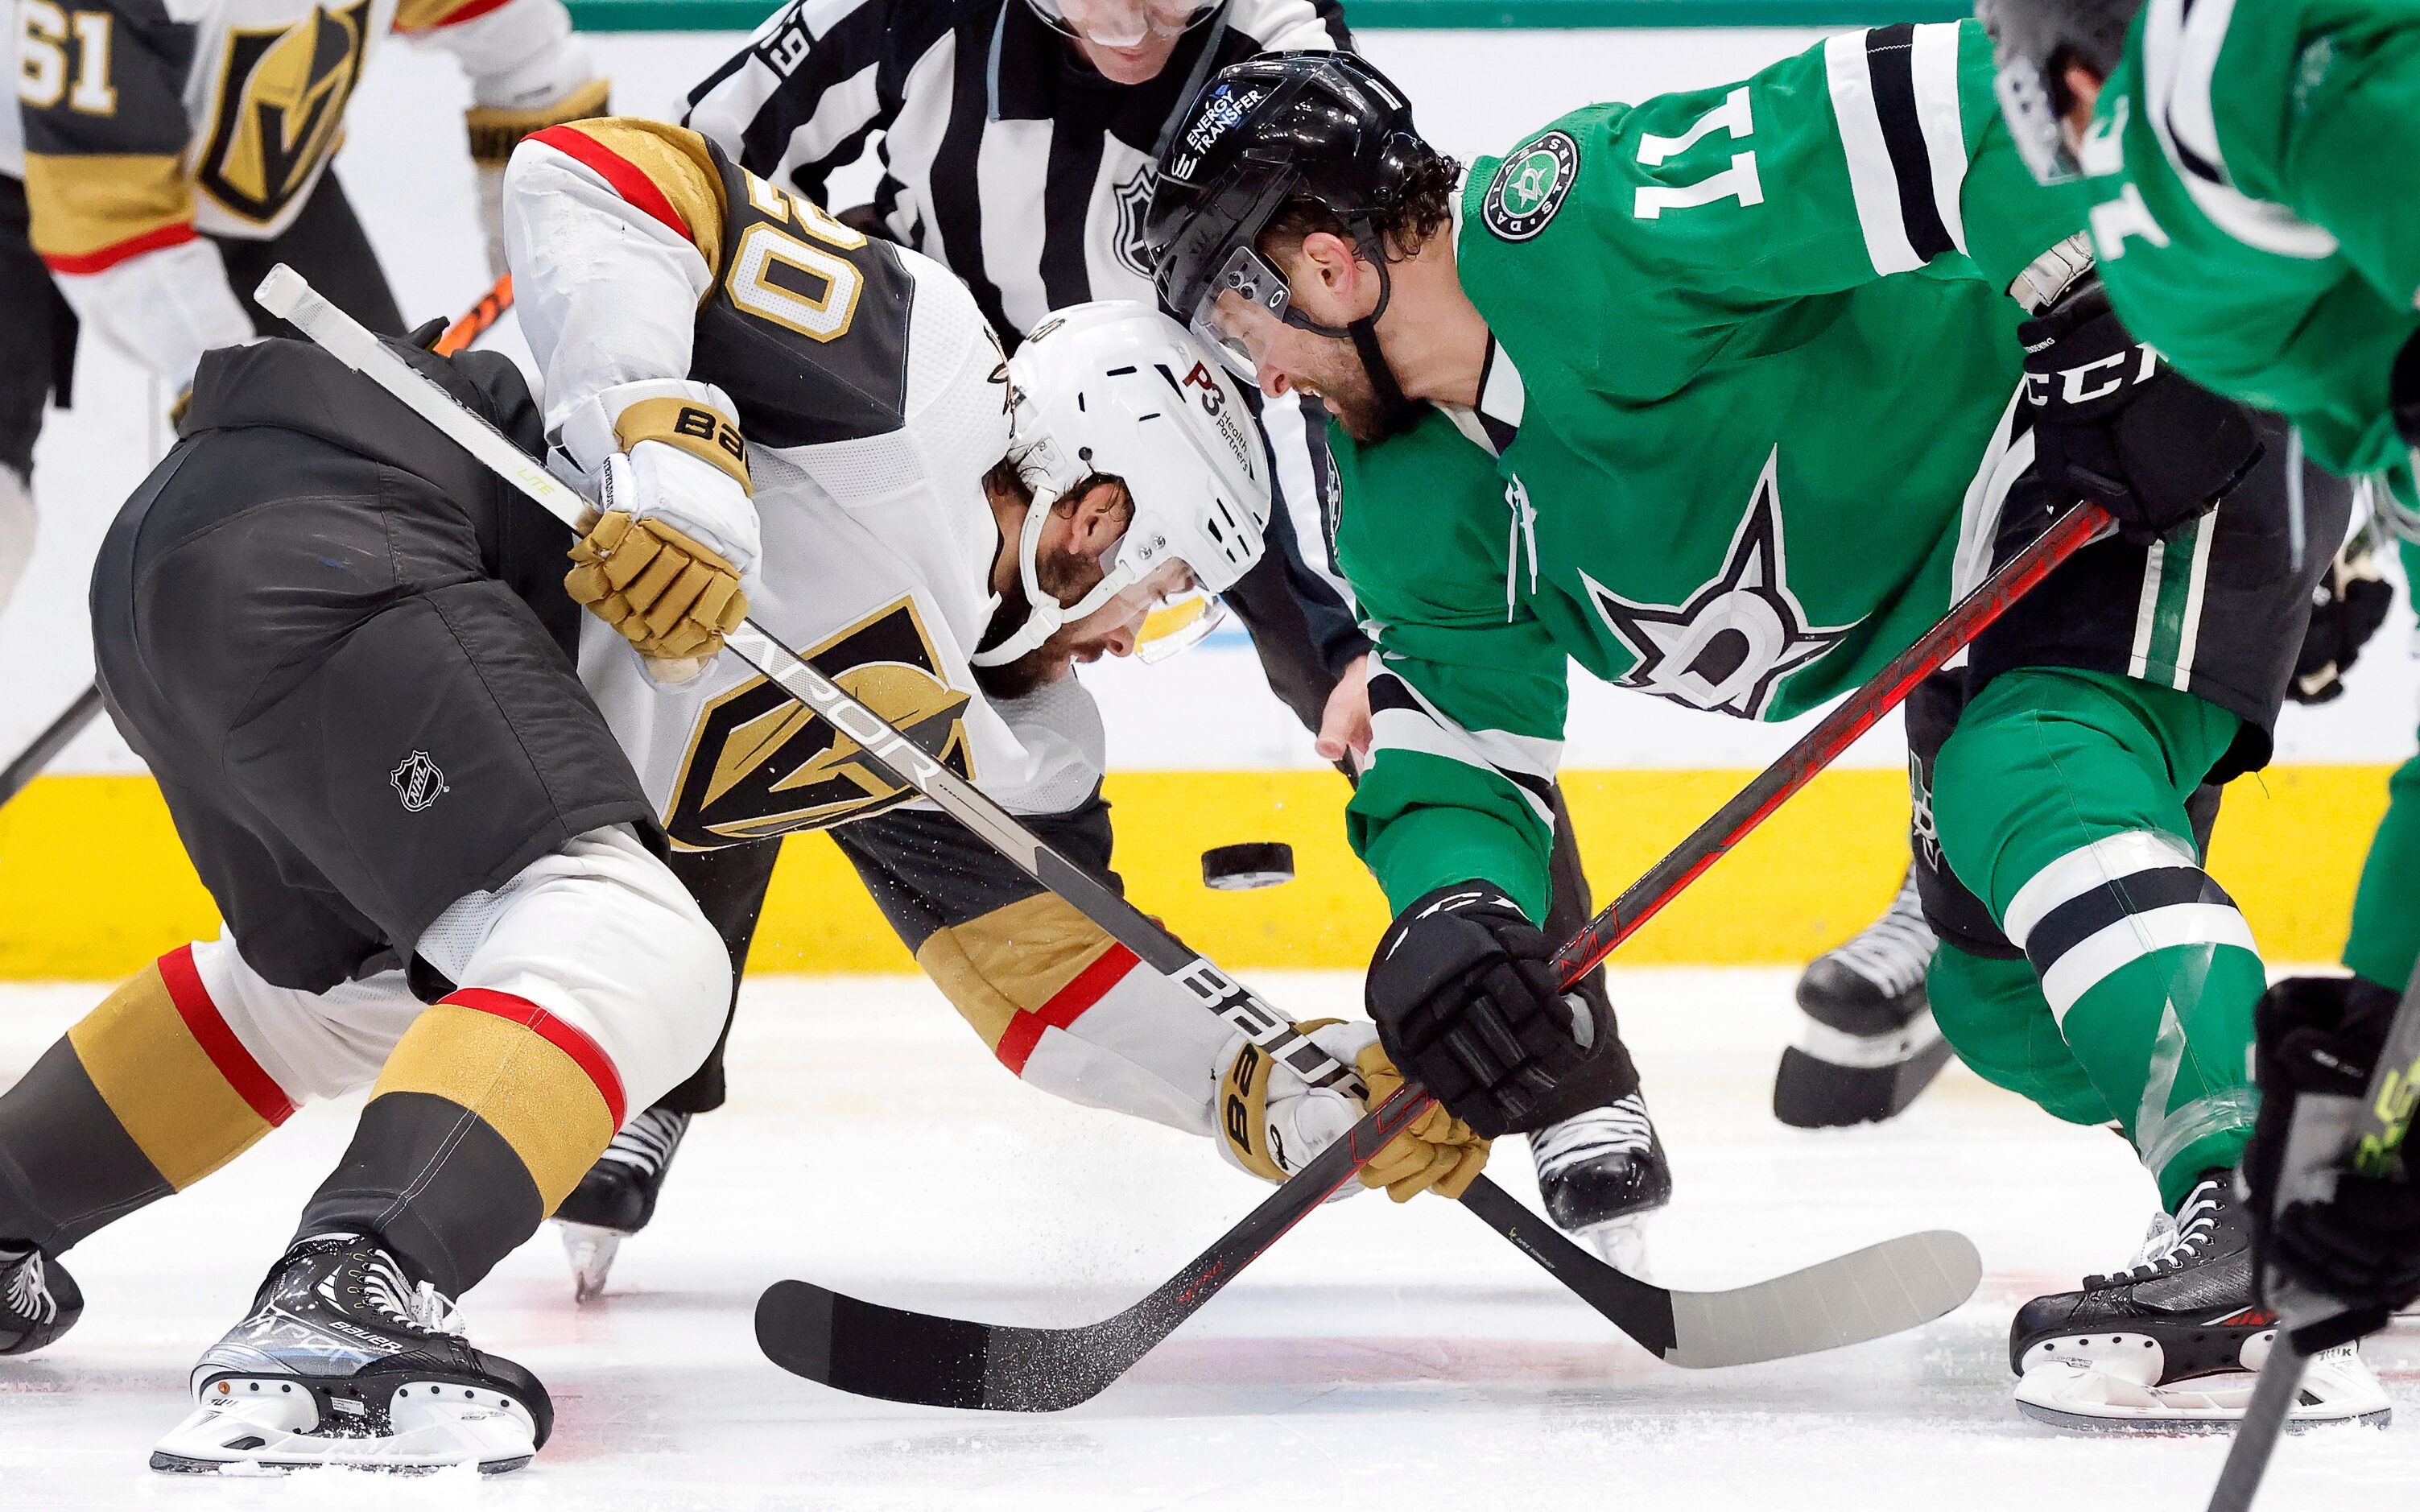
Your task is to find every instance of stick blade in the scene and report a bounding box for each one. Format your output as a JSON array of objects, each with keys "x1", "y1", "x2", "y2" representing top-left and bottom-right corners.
[
  {"x1": 758, "y1": 1280, "x2": 989, "y2": 1409},
  {"x1": 754, "y1": 1280, "x2": 1121, "y2": 1413},
  {"x1": 1666, "y1": 1229, "x2": 1981, "y2": 1368}
]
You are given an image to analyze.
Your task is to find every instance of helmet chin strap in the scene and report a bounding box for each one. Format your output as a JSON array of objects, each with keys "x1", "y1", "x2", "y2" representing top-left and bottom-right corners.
[
  {"x1": 1344, "y1": 246, "x2": 1419, "y2": 439},
  {"x1": 971, "y1": 492, "x2": 1133, "y2": 667}
]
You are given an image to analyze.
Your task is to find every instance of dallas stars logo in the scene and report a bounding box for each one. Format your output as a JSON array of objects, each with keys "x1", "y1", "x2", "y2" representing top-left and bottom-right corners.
[
  {"x1": 1580, "y1": 448, "x2": 1854, "y2": 718},
  {"x1": 1483, "y1": 130, "x2": 1578, "y2": 242}
]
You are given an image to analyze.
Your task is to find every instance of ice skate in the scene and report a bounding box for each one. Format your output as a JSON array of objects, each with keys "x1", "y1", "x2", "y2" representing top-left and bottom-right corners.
[
  {"x1": 151, "y1": 1234, "x2": 550, "y2": 1475},
  {"x1": 1530, "y1": 1093, "x2": 1671, "y2": 1271},
  {"x1": 1774, "y1": 869, "x2": 1953, "y2": 1128},
  {"x1": 556, "y1": 1107, "x2": 689, "y2": 1303},
  {"x1": 2009, "y1": 1173, "x2": 2392, "y2": 1433},
  {"x1": 0, "y1": 1241, "x2": 81, "y2": 1355}
]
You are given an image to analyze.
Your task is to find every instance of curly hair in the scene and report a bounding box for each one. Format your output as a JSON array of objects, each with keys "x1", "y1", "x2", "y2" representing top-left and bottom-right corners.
[{"x1": 1257, "y1": 147, "x2": 1465, "y2": 266}]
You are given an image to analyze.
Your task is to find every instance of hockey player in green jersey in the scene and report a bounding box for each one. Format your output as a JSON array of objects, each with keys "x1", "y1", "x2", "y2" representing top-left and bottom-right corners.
[
  {"x1": 1148, "y1": 35, "x2": 2389, "y2": 1429},
  {"x1": 1981, "y1": 0, "x2": 2420, "y2": 1356}
]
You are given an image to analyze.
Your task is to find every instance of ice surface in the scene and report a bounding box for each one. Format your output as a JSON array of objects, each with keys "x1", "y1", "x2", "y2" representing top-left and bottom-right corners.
[{"x1": 0, "y1": 969, "x2": 2410, "y2": 1509}]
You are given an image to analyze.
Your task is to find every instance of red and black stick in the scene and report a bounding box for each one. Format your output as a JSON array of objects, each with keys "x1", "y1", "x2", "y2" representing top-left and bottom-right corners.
[
  {"x1": 754, "y1": 502, "x2": 2115, "y2": 1410},
  {"x1": 1550, "y1": 499, "x2": 2112, "y2": 987}
]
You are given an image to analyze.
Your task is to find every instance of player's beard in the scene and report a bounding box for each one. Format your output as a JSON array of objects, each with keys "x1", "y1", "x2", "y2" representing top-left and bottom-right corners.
[
  {"x1": 973, "y1": 539, "x2": 1104, "y2": 703},
  {"x1": 1307, "y1": 343, "x2": 1396, "y2": 446}
]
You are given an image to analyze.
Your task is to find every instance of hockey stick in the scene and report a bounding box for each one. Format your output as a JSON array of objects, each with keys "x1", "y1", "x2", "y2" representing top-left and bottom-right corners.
[
  {"x1": 1547, "y1": 498, "x2": 2112, "y2": 986},
  {"x1": 0, "y1": 684, "x2": 102, "y2": 808},
  {"x1": 758, "y1": 504, "x2": 2113, "y2": 1409},
  {"x1": 262, "y1": 262, "x2": 2044, "y2": 1404},
  {"x1": 434, "y1": 274, "x2": 514, "y2": 359},
  {"x1": 0, "y1": 274, "x2": 517, "y2": 816},
  {"x1": 2206, "y1": 960, "x2": 2420, "y2": 1512}
]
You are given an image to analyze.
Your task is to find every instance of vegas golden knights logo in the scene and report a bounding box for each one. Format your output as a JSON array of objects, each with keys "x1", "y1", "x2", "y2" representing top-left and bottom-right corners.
[
  {"x1": 196, "y1": 2, "x2": 372, "y2": 224},
  {"x1": 665, "y1": 598, "x2": 974, "y2": 849}
]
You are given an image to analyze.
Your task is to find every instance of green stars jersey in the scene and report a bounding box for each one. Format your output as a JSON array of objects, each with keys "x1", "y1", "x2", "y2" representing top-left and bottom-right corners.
[
  {"x1": 2078, "y1": 0, "x2": 2420, "y2": 496},
  {"x1": 1334, "y1": 19, "x2": 2081, "y2": 920}
]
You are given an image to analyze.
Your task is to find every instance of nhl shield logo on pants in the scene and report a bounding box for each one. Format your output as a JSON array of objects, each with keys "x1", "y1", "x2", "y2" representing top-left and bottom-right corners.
[{"x1": 390, "y1": 750, "x2": 448, "y2": 812}]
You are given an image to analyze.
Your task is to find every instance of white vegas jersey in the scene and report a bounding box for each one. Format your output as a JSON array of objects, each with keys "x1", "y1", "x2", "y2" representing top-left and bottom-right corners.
[
  {"x1": 502, "y1": 118, "x2": 1348, "y2": 1172},
  {"x1": 19, "y1": 0, "x2": 580, "y2": 253},
  {"x1": 511, "y1": 116, "x2": 1101, "y2": 853}
]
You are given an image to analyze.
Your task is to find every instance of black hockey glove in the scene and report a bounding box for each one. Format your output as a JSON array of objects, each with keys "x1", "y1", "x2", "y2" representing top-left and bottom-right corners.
[
  {"x1": 2241, "y1": 974, "x2": 2420, "y2": 1350},
  {"x1": 2290, "y1": 543, "x2": 2395, "y2": 704},
  {"x1": 2021, "y1": 282, "x2": 2262, "y2": 543},
  {"x1": 2392, "y1": 326, "x2": 2420, "y2": 451},
  {"x1": 1365, "y1": 882, "x2": 1614, "y2": 1138}
]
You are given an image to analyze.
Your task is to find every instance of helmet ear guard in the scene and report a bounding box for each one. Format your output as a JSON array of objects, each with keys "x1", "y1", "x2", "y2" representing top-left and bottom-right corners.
[{"x1": 972, "y1": 302, "x2": 1274, "y2": 668}]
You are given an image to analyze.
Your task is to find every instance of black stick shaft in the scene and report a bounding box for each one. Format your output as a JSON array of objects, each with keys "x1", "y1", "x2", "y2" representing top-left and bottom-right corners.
[
  {"x1": 1551, "y1": 502, "x2": 2112, "y2": 988},
  {"x1": 0, "y1": 684, "x2": 102, "y2": 809},
  {"x1": 2206, "y1": 1338, "x2": 2306, "y2": 1512},
  {"x1": 0, "y1": 280, "x2": 516, "y2": 819}
]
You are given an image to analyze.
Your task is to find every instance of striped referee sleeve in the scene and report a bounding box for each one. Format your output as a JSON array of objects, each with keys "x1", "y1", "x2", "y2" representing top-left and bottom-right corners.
[
  {"x1": 1822, "y1": 21, "x2": 1972, "y2": 276},
  {"x1": 683, "y1": 0, "x2": 906, "y2": 203}
]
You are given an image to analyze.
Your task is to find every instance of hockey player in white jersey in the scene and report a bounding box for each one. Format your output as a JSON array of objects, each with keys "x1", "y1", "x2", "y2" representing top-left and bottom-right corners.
[
  {"x1": 19, "y1": 0, "x2": 609, "y2": 394},
  {"x1": 502, "y1": 118, "x2": 1488, "y2": 1270},
  {"x1": 0, "y1": 122, "x2": 1486, "y2": 1472}
]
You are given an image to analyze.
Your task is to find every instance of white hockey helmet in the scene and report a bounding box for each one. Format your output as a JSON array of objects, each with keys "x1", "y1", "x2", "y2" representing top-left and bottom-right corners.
[{"x1": 973, "y1": 300, "x2": 1271, "y2": 667}]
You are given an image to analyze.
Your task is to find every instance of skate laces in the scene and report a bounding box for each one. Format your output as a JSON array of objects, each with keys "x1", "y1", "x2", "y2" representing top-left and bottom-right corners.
[
  {"x1": 307, "y1": 1242, "x2": 467, "y2": 1340},
  {"x1": 2089, "y1": 1179, "x2": 2225, "y2": 1287},
  {"x1": 1823, "y1": 873, "x2": 1935, "y2": 998},
  {"x1": 5, "y1": 1250, "x2": 56, "y2": 1324},
  {"x1": 597, "y1": 1108, "x2": 689, "y2": 1178},
  {"x1": 1530, "y1": 1093, "x2": 1654, "y2": 1179}
]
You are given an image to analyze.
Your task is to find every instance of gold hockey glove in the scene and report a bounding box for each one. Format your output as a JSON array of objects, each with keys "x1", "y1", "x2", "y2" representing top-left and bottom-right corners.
[
  {"x1": 565, "y1": 510, "x2": 748, "y2": 663},
  {"x1": 465, "y1": 76, "x2": 613, "y2": 166},
  {"x1": 1352, "y1": 1039, "x2": 1491, "y2": 1202},
  {"x1": 1216, "y1": 1018, "x2": 1489, "y2": 1203}
]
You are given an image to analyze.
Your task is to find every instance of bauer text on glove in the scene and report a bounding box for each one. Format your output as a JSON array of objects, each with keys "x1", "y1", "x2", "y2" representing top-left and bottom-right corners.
[{"x1": 562, "y1": 391, "x2": 758, "y2": 668}]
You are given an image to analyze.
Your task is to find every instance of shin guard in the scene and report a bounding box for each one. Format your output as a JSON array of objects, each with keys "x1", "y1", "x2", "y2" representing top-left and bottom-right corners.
[
  {"x1": 298, "y1": 991, "x2": 624, "y2": 1297},
  {"x1": 0, "y1": 948, "x2": 292, "y2": 1250}
]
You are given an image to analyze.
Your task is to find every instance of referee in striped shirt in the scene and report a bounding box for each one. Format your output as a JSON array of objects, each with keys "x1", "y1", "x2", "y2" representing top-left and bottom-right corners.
[
  {"x1": 683, "y1": 0, "x2": 1368, "y2": 740},
  {"x1": 586, "y1": 0, "x2": 1675, "y2": 1257}
]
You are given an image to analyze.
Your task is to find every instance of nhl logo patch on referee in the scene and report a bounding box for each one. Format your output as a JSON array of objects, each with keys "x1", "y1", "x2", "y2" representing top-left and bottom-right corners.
[
  {"x1": 1484, "y1": 130, "x2": 1578, "y2": 242},
  {"x1": 390, "y1": 750, "x2": 448, "y2": 812}
]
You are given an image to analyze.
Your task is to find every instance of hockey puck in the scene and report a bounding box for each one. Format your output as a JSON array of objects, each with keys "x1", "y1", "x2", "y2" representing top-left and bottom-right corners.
[{"x1": 1201, "y1": 842, "x2": 1294, "y2": 890}]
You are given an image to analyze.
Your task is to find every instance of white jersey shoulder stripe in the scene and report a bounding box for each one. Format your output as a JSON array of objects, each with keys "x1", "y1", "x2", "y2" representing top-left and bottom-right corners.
[
  {"x1": 1823, "y1": 25, "x2": 1970, "y2": 277},
  {"x1": 1366, "y1": 667, "x2": 1561, "y2": 830},
  {"x1": 1908, "y1": 22, "x2": 1971, "y2": 258},
  {"x1": 1824, "y1": 31, "x2": 1921, "y2": 276}
]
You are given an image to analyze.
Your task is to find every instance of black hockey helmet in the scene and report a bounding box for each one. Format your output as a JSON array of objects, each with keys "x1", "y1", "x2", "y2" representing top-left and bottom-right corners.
[
  {"x1": 1976, "y1": 0, "x2": 2144, "y2": 184},
  {"x1": 1146, "y1": 51, "x2": 1439, "y2": 424}
]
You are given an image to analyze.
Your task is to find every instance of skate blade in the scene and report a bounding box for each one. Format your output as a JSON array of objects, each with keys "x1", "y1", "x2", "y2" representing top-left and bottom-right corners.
[
  {"x1": 560, "y1": 1221, "x2": 625, "y2": 1305},
  {"x1": 1773, "y1": 1031, "x2": 1955, "y2": 1129},
  {"x1": 2012, "y1": 1358, "x2": 2394, "y2": 1435},
  {"x1": 151, "y1": 1378, "x2": 538, "y2": 1474}
]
